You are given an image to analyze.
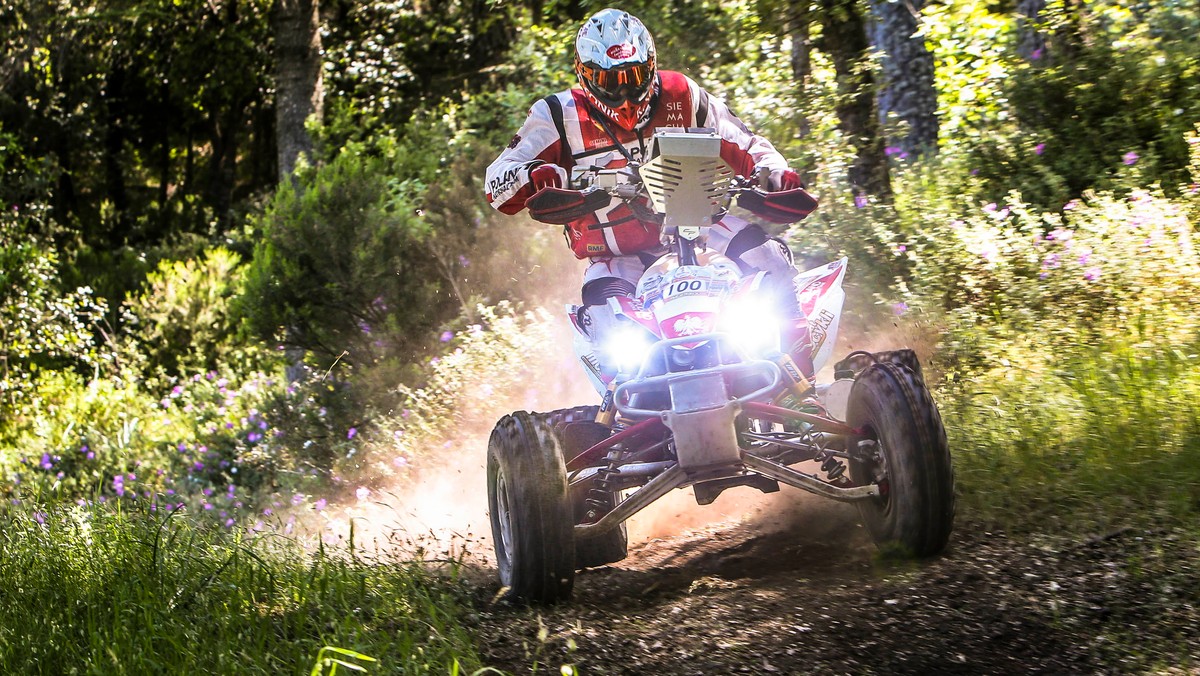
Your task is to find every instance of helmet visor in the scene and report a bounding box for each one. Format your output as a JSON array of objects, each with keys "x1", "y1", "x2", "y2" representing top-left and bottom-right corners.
[{"x1": 578, "y1": 58, "x2": 655, "y2": 106}]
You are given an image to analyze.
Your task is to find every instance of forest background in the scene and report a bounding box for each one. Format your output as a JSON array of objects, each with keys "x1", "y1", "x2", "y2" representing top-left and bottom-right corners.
[{"x1": 1, "y1": 0, "x2": 1198, "y2": 672}]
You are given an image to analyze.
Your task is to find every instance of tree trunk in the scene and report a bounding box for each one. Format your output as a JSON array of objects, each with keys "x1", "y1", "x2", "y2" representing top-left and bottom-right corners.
[
  {"x1": 103, "y1": 62, "x2": 132, "y2": 246},
  {"x1": 819, "y1": 0, "x2": 892, "y2": 198},
  {"x1": 790, "y1": 5, "x2": 811, "y2": 86},
  {"x1": 272, "y1": 0, "x2": 323, "y2": 182},
  {"x1": 869, "y1": 0, "x2": 938, "y2": 158},
  {"x1": 789, "y1": 2, "x2": 813, "y2": 139},
  {"x1": 1016, "y1": 0, "x2": 1048, "y2": 63}
]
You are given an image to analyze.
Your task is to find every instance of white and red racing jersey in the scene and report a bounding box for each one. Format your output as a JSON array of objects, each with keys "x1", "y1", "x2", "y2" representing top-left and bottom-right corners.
[{"x1": 485, "y1": 70, "x2": 789, "y2": 259}]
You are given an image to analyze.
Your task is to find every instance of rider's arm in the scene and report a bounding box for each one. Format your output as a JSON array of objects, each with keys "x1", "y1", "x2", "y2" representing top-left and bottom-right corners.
[
  {"x1": 485, "y1": 97, "x2": 568, "y2": 215},
  {"x1": 686, "y1": 76, "x2": 788, "y2": 179}
]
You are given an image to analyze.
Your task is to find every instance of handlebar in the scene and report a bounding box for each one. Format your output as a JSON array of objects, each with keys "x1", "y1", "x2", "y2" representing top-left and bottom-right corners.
[{"x1": 526, "y1": 165, "x2": 817, "y2": 227}]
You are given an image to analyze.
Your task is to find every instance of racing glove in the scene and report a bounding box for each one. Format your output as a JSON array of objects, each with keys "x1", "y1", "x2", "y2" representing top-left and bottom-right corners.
[
  {"x1": 766, "y1": 168, "x2": 803, "y2": 192},
  {"x1": 529, "y1": 163, "x2": 568, "y2": 192}
]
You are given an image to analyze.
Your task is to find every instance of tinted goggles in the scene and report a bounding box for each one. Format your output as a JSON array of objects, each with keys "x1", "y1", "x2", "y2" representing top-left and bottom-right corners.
[{"x1": 578, "y1": 58, "x2": 655, "y2": 104}]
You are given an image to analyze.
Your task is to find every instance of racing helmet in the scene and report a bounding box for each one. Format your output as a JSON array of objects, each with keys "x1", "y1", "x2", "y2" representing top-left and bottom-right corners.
[{"x1": 574, "y1": 9, "x2": 658, "y2": 132}]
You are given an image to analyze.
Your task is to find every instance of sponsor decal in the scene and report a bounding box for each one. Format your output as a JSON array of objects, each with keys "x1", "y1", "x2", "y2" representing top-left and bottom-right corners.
[
  {"x1": 606, "y1": 43, "x2": 637, "y2": 59},
  {"x1": 808, "y1": 308, "x2": 836, "y2": 354},
  {"x1": 782, "y1": 359, "x2": 804, "y2": 384},
  {"x1": 589, "y1": 97, "x2": 618, "y2": 120},
  {"x1": 487, "y1": 166, "x2": 524, "y2": 198},
  {"x1": 506, "y1": 134, "x2": 521, "y2": 150},
  {"x1": 587, "y1": 243, "x2": 607, "y2": 253}
]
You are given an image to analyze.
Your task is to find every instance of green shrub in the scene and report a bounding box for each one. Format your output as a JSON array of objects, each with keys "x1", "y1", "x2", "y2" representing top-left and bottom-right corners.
[
  {"x1": 240, "y1": 146, "x2": 456, "y2": 365},
  {"x1": 122, "y1": 246, "x2": 257, "y2": 380},
  {"x1": 0, "y1": 216, "x2": 109, "y2": 423}
]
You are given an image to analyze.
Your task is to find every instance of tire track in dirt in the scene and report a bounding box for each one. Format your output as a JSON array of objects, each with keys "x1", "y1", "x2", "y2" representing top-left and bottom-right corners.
[{"x1": 465, "y1": 489, "x2": 1197, "y2": 674}]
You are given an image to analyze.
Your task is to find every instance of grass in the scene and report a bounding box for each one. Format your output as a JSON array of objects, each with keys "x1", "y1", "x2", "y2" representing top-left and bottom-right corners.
[
  {"x1": 940, "y1": 330, "x2": 1200, "y2": 533},
  {"x1": 0, "y1": 503, "x2": 483, "y2": 674}
]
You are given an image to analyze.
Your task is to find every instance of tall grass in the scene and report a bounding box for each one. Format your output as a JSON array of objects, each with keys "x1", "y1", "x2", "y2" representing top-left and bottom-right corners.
[
  {"x1": 0, "y1": 503, "x2": 481, "y2": 674},
  {"x1": 939, "y1": 320, "x2": 1200, "y2": 531}
]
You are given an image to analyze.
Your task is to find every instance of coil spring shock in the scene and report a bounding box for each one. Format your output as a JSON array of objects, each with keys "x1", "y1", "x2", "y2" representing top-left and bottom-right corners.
[
  {"x1": 810, "y1": 429, "x2": 847, "y2": 482},
  {"x1": 585, "y1": 448, "x2": 626, "y2": 518}
]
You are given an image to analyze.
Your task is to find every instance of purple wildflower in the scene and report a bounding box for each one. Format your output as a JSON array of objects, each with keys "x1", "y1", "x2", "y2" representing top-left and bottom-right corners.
[
  {"x1": 1034, "y1": 143, "x2": 1046, "y2": 155},
  {"x1": 1123, "y1": 151, "x2": 1139, "y2": 166},
  {"x1": 892, "y1": 302, "x2": 908, "y2": 316},
  {"x1": 853, "y1": 194, "x2": 868, "y2": 209},
  {"x1": 1084, "y1": 266, "x2": 1102, "y2": 281},
  {"x1": 314, "y1": 498, "x2": 327, "y2": 511},
  {"x1": 40, "y1": 453, "x2": 54, "y2": 470},
  {"x1": 347, "y1": 427, "x2": 357, "y2": 440},
  {"x1": 440, "y1": 330, "x2": 454, "y2": 342}
]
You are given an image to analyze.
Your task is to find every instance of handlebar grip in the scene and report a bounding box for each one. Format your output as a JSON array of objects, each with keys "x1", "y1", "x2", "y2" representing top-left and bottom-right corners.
[{"x1": 525, "y1": 187, "x2": 613, "y2": 225}]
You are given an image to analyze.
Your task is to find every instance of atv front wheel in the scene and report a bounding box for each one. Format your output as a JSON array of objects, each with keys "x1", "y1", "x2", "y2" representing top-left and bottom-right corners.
[
  {"x1": 542, "y1": 406, "x2": 628, "y2": 568},
  {"x1": 847, "y1": 361, "x2": 955, "y2": 557},
  {"x1": 487, "y1": 411, "x2": 575, "y2": 603}
]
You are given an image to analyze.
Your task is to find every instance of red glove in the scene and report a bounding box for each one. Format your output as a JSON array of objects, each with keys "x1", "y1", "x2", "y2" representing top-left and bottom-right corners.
[
  {"x1": 767, "y1": 169, "x2": 803, "y2": 192},
  {"x1": 529, "y1": 163, "x2": 567, "y2": 191}
]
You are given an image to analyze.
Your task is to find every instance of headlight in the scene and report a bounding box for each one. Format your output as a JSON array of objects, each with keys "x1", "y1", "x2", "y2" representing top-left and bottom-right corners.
[
  {"x1": 720, "y1": 296, "x2": 781, "y2": 355},
  {"x1": 603, "y1": 324, "x2": 656, "y2": 374}
]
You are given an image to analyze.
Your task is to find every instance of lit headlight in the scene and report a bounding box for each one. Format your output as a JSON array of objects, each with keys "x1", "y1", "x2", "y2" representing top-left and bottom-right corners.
[
  {"x1": 720, "y1": 296, "x2": 781, "y2": 355},
  {"x1": 603, "y1": 324, "x2": 656, "y2": 374}
]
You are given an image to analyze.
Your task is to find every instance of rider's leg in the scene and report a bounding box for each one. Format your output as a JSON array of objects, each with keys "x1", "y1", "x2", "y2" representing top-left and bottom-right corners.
[
  {"x1": 571, "y1": 256, "x2": 651, "y2": 391},
  {"x1": 710, "y1": 217, "x2": 816, "y2": 381}
]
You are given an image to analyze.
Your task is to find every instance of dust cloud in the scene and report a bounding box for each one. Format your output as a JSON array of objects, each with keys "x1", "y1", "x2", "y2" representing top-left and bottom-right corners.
[{"x1": 298, "y1": 231, "x2": 925, "y2": 568}]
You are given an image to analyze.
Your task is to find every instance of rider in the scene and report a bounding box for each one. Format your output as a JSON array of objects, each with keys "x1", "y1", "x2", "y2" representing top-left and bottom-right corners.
[{"x1": 485, "y1": 8, "x2": 817, "y2": 384}]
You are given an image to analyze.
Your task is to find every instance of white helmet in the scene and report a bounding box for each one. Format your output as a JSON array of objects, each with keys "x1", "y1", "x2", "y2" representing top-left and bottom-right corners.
[{"x1": 574, "y1": 9, "x2": 658, "y2": 131}]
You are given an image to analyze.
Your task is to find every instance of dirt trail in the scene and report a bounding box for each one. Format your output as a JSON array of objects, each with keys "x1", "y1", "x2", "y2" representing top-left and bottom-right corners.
[{"x1": 464, "y1": 487, "x2": 1199, "y2": 675}]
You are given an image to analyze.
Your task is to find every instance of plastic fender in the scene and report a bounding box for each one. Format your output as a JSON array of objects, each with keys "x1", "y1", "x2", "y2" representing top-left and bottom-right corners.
[
  {"x1": 793, "y1": 258, "x2": 848, "y2": 373},
  {"x1": 608, "y1": 296, "x2": 662, "y2": 338}
]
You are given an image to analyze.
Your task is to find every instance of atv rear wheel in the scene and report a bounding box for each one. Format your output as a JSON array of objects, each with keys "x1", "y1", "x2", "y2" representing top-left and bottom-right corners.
[
  {"x1": 487, "y1": 411, "x2": 575, "y2": 604},
  {"x1": 541, "y1": 406, "x2": 628, "y2": 569},
  {"x1": 847, "y1": 361, "x2": 955, "y2": 557}
]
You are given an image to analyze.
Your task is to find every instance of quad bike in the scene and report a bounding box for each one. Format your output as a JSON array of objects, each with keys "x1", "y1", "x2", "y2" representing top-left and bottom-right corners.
[{"x1": 487, "y1": 129, "x2": 955, "y2": 604}]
